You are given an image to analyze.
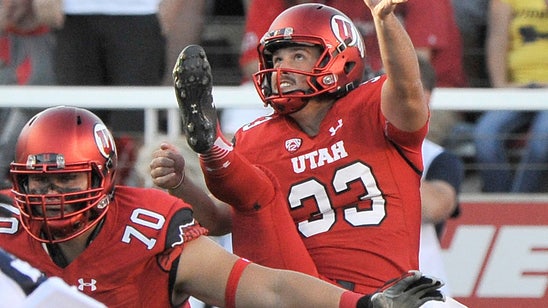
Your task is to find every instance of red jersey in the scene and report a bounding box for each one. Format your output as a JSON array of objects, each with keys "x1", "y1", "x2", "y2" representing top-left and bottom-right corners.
[
  {"x1": 233, "y1": 75, "x2": 427, "y2": 293},
  {"x1": 205, "y1": 160, "x2": 322, "y2": 279},
  {"x1": 0, "y1": 186, "x2": 207, "y2": 308}
]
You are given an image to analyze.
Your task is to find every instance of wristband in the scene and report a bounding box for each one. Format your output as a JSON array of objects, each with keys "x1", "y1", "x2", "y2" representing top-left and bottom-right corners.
[
  {"x1": 169, "y1": 172, "x2": 185, "y2": 190},
  {"x1": 225, "y1": 258, "x2": 251, "y2": 308}
]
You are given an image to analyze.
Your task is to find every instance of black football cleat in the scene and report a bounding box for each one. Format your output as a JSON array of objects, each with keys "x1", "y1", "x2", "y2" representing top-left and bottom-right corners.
[{"x1": 173, "y1": 45, "x2": 217, "y2": 153}]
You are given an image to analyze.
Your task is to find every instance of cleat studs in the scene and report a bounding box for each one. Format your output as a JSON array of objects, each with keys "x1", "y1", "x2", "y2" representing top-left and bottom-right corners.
[
  {"x1": 174, "y1": 45, "x2": 216, "y2": 153},
  {"x1": 187, "y1": 123, "x2": 195, "y2": 132}
]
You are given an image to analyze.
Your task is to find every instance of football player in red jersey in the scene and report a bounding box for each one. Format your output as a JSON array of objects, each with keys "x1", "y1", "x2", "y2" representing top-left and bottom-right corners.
[
  {"x1": 0, "y1": 106, "x2": 443, "y2": 307},
  {"x1": 152, "y1": 0, "x2": 430, "y2": 297}
]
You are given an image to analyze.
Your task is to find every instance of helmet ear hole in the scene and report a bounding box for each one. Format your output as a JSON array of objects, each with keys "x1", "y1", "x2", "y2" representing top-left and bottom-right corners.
[{"x1": 344, "y1": 61, "x2": 357, "y2": 74}]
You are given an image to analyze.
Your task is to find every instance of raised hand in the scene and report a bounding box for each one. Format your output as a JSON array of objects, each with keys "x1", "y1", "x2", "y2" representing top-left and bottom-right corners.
[
  {"x1": 363, "y1": 0, "x2": 407, "y2": 18},
  {"x1": 150, "y1": 142, "x2": 186, "y2": 190}
]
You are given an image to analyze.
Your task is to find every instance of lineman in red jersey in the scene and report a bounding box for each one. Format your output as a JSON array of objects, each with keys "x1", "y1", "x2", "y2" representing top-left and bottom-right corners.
[
  {"x1": 0, "y1": 106, "x2": 445, "y2": 308},
  {"x1": 153, "y1": 0, "x2": 429, "y2": 296}
]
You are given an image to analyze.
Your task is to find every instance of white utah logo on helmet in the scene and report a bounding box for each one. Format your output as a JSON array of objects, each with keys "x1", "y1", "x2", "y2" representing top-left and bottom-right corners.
[
  {"x1": 94, "y1": 123, "x2": 116, "y2": 159},
  {"x1": 330, "y1": 15, "x2": 365, "y2": 58}
]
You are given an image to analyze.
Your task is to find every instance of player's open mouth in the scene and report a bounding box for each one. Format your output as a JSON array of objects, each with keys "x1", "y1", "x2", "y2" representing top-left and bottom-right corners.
[{"x1": 280, "y1": 81, "x2": 293, "y2": 88}]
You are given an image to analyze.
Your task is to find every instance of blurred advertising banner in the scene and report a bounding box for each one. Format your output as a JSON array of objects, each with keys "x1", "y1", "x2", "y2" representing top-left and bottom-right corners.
[{"x1": 441, "y1": 195, "x2": 548, "y2": 307}]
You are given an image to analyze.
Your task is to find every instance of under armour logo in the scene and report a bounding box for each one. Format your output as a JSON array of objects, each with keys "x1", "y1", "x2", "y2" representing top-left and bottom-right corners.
[
  {"x1": 329, "y1": 119, "x2": 343, "y2": 136},
  {"x1": 78, "y1": 278, "x2": 97, "y2": 291}
]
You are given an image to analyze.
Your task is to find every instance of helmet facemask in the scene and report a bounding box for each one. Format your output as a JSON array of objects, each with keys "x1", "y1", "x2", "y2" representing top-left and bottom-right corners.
[
  {"x1": 11, "y1": 155, "x2": 113, "y2": 243},
  {"x1": 253, "y1": 42, "x2": 341, "y2": 114}
]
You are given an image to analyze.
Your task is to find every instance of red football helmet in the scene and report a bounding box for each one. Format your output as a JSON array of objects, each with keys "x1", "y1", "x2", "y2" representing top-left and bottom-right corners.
[
  {"x1": 10, "y1": 106, "x2": 117, "y2": 243},
  {"x1": 253, "y1": 3, "x2": 366, "y2": 114}
]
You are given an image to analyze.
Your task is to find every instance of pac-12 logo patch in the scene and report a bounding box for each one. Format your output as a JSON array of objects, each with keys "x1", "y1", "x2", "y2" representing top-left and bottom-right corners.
[{"x1": 285, "y1": 138, "x2": 302, "y2": 153}]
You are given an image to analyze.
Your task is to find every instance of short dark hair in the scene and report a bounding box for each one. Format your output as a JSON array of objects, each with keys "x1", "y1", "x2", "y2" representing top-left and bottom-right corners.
[{"x1": 417, "y1": 55, "x2": 436, "y2": 91}]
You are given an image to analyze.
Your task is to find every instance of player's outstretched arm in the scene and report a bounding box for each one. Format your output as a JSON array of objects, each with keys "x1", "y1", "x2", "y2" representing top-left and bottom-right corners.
[
  {"x1": 173, "y1": 236, "x2": 444, "y2": 308},
  {"x1": 364, "y1": 0, "x2": 428, "y2": 133},
  {"x1": 172, "y1": 235, "x2": 345, "y2": 307}
]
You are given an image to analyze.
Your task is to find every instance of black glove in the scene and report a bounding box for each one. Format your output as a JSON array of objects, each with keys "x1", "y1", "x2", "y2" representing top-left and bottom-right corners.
[{"x1": 357, "y1": 270, "x2": 445, "y2": 308}]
